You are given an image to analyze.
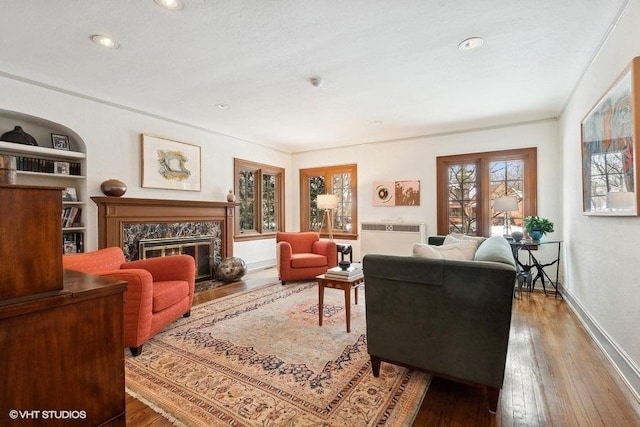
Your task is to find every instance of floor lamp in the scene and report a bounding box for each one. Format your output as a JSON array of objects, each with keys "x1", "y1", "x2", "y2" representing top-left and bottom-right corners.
[
  {"x1": 493, "y1": 195, "x2": 518, "y2": 236},
  {"x1": 317, "y1": 194, "x2": 338, "y2": 240}
]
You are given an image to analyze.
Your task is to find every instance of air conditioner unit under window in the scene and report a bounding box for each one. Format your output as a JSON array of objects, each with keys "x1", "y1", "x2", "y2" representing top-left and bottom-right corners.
[{"x1": 360, "y1": 222, "x2": 426, "y2": 257}]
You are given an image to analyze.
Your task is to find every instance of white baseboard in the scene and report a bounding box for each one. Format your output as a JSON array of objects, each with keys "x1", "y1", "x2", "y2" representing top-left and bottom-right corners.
[
  {"x1": 246, "y1": 259, "x2": 276, "y2": 272},
  {"x1": 560, "y1": 285, "x2": 640, "y2": 402}
]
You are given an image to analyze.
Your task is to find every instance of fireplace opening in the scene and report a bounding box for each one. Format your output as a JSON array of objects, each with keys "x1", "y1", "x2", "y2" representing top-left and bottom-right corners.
[{"x1": 139, "y1": 236, "x2": 214, "y2": 280}]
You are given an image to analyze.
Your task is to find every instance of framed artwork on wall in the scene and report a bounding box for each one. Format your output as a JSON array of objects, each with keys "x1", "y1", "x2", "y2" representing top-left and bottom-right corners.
[
  {"x1": 141, "y1": 134, "x2": 201, "y2": 191},
  {"x1": 581, "y1": 56, "x2": 640, "y2": 216},
  {"x1": 373, "y1": 180, "x2": 420, "y2": 206}
]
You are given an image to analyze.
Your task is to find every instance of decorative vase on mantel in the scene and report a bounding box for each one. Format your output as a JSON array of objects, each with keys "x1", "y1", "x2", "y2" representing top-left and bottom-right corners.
[
  {"x1": 530, "y1": 230, "x2": 544, "y2": 241},
  {"x1": 226, "y1": 189, "x2": 236, "y2": 202},
  {"x1": 100, "y1": 179, "x2": 127, "y2": 197}
]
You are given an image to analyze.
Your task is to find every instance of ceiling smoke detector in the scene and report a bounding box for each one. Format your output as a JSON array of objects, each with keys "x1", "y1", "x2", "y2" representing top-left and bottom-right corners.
[{"x1": 309, "y1": 77, "x2": 322, "y2": 87}]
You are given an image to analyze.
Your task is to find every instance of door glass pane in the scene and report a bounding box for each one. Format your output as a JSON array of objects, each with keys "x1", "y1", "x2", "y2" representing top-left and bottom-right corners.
[
  {"x1": 448, "y1": 164, "x2": 477, "y2": 234},
  {"x1": 308, "y1": 176, "x2": 325, "y2": 231},
  {"x1": 490, "y1": 159, "x2": 524, "y2": 236},
  {"x1": 239, "y1": 169, "x2": 255, "y2": 232},
  {"x1": 331, "y1": 172, "x2": 352, "y2": 233},
  {"x1": 262, "y1": 173, "x2": 277, "y2": 232}
]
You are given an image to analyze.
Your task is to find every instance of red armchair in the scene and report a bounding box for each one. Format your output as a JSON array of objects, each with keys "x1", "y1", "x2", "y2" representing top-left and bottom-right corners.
[
  {"x1": 63, "y1": 247, "x2": 195, "y2": 356},
  {"x1": 276, "y1": 232, "x2": 338, "y2": 285}
]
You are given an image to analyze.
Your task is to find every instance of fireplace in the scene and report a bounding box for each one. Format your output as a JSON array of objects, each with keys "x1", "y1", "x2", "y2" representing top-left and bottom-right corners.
[
  {"x1": 139, "y1": 236, "x2": 214, "y2": 280},
  {"x1": 91, "y1": 197, "x2": 236, "y2": 281}
]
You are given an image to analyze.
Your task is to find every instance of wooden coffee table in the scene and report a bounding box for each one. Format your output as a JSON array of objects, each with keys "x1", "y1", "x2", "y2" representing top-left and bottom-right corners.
[{"x1": 317, "y1": 273, "x2": 364, "y2": 333}]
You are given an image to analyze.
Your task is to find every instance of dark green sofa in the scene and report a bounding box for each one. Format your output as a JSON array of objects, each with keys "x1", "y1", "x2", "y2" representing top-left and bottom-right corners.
[{"x1": 362, "y1": 236, "x2": 516, "y2": 413}]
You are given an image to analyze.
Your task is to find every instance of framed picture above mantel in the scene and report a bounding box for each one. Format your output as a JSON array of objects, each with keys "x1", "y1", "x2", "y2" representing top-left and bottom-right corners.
[
  {"x1": 141, "y1": 134, "x2": 201, "y2": 191},
  {"x1": 581, "y1": 56, "x2": 640, "y2": 216}
]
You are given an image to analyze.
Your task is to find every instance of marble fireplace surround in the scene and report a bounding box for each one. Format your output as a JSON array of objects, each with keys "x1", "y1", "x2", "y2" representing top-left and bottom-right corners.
[{"x1": 91, "y1": 197, "x2": 236, "y2": 266}]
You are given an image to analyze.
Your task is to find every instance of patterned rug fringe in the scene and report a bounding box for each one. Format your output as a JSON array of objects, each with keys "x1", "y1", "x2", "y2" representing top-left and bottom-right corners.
[{"x1": 125, "y1": 387, "x2": 187, "y2": 427}]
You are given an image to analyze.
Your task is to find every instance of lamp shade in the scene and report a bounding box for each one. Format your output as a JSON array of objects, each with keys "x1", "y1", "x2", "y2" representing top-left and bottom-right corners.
[
  {"x1": 493, "y1": 196, "x2": 518, "y2": 212},
  {"x1": 317, "y1": 194, "x2": 338, "y2": 209}
]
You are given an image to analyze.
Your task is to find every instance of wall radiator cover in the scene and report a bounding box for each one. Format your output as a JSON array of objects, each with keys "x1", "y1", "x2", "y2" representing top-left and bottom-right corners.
[{"x1": 360, "y1": 222, "x2": 426, "y2": 257}]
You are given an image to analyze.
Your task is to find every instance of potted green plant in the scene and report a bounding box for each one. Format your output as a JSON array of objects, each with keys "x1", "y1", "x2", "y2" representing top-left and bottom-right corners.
[{"x1": 523, "y1": 215, "x2": 554, "y2": 240}]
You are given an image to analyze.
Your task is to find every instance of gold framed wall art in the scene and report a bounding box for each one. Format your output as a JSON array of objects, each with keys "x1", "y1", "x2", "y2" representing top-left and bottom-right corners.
[{"x1": 141, "y1": 134, "x2": 201, "y2": 191}]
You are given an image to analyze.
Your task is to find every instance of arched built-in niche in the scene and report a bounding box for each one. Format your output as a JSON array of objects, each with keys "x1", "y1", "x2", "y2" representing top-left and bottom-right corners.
[{"x1": 0, "y1": 109, "x2": 87, "y2": 253}]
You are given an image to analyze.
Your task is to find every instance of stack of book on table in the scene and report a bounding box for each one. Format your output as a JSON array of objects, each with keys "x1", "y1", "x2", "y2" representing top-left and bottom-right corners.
[{"x1": 325, "y1": 263, "x2": 363, "y2": 280}]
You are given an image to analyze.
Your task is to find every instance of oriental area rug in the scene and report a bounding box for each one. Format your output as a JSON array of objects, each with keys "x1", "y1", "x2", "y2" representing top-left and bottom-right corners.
[{"x1": 125, "y1": 281, "x2": 431, "y2": 426}]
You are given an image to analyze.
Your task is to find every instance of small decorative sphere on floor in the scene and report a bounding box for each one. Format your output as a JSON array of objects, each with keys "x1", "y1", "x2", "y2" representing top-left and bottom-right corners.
[{"x1": 216, "y1": 257, "x2": 247, "y2": 282}]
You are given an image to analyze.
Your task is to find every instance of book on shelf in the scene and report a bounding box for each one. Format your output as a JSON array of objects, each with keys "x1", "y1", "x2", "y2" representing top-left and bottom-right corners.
[
  {"x1": 61, "y1": 206, "x2": 82, "y2": 228},
  {"x1": 14, "y1": 156, "x2": 81, "y2": 175}
]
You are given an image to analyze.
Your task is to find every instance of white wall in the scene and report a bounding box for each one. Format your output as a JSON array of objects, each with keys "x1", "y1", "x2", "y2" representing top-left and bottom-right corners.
[
  {"x1": 559, "y1": 0, "x2": 640, "y2": 397},
  {"x1": 0, "y1": 75, "x2": 291, "y2": 269},
  {"x1": 293, "y1": 120, "x2": 562, "y2": 263}
]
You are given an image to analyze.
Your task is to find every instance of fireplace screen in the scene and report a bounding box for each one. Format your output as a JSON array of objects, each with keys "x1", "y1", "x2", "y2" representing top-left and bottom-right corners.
[{"x1": 139, "y1": 236, "x2": 214, "y2": 280}]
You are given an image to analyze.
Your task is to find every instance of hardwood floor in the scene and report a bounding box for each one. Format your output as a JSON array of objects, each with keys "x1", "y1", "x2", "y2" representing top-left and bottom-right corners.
[{"x1": 126, "y1": 268, "x2": 640, "y2": 426}]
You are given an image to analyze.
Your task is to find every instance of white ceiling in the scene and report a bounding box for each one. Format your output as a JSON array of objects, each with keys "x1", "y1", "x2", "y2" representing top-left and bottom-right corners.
[{"x1": 0, "y1": 1, "x2": 628, "y2": 153}]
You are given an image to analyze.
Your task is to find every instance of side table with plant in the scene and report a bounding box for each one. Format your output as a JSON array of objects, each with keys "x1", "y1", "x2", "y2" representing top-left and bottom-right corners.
[{"x1": 524, "y1": 215, "x2": 554, "y2": 240}]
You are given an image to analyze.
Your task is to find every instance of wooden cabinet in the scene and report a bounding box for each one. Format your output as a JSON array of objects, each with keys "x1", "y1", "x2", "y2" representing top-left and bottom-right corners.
[
  {"x1": 0, "y1": 185, "x2": 63, "y2": 299},
  {"x1": 0, "y1": 271, "x2": 127, "y2": 426},
  {"x1": 0, "y1": 185, "x2": 127, "y2": 426}
]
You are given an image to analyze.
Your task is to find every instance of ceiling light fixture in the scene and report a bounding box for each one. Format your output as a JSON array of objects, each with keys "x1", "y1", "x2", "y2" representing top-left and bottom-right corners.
[
  {"x1": 91, "y1": 35, "x2": 119, "y2": 49},
  {"x1": 215, "y1": 104, "x2": 229, "y2": 110},
  {"x1": 370, "y1": 120, "x2": 383, "y2": 126},
  {"x1": 458, "y1": 37, "x2": 484, "y2": 51},
  {"x1": 154, "y1": 0, "x2": 184, "y2": 11}
]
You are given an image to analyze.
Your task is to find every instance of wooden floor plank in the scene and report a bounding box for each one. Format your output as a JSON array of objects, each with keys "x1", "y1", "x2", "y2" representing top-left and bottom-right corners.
[{"x1": 127, "y1": 270, "x2": 640, "y2": 426}]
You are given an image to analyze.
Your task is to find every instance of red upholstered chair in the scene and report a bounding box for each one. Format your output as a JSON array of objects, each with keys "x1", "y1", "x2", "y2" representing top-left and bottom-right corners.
[
  {"x1": 63, "y1": 247, "x2": 195, "y2": 356},
  {"x1": 276, "y1": 232, "x2": 338, "y2": 285}
]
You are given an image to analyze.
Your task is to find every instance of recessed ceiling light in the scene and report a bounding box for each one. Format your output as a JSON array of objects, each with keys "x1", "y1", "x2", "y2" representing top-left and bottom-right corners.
[
  {"x1": 215, "y1": 104, "x2": 230, "y2": 110},
  {"x1": 458, "y1": 37, "x2": 484, "y2": 51},
  {"x1": 91, "y1": 34, "x2": 119, "y2": 49},
  {"x1": 370, "y1": 120, "x2": 383, "y2": 126},
  {"x1": 154, "y1": 0, "x2": 183, "y2": 11}
]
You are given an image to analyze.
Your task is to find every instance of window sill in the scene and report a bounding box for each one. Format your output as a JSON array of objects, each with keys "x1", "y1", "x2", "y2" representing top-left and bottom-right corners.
[{"x1": 234, "y1": 232, "x2": 278, "y2": 242}]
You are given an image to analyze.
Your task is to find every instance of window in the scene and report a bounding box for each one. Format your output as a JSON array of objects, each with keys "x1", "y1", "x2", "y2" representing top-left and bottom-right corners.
[
  {"x1": 234, "y1": 158, "x2": 284, "y2": 240},
  {"x1": 436, "y1": 148, "x2": 537, "y2": 236},
  {"x1": 300, "y1": 164, "x2": 357, "y2": 240}
]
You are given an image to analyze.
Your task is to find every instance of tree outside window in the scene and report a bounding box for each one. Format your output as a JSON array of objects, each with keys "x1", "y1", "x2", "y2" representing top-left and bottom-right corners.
[
  {"x1": 234, "y1": 158, "x2": 284, "y2": 240},
  {"x1": 300, "y1": 164, "x2": 357, "y2": 239}
]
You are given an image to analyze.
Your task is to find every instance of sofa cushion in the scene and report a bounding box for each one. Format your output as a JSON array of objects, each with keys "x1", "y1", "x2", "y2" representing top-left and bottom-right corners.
[
  {"x1": 290, "y1": 253, "x2": 328, "y2": 268},
  {"x1": 153, "y1": 280, "x2": 190, "y2": 313},
  {"x1": 413, "y1": 241, "x2": 477, "y2": 261},
  {"x1": 474, "y1": 236, "x2": 516, "y2": 267}
]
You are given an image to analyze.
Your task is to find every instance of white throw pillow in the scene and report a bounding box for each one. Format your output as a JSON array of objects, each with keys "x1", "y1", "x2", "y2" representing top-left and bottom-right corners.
[
  {"x1": 443, "y1": 233, "x2": 486, "y2": 250},
  {"x1": 413, "y1": 241, "x2": 477, "y2": 261},
  {"x1": 412, "y1": 243, "x2": 444, "y2": 259}
]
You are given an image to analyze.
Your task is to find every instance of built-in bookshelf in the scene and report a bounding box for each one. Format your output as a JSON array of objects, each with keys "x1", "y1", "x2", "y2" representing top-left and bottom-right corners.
[{"x1": 0, "y1": 111, "x2": 87, "y2": 253}]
